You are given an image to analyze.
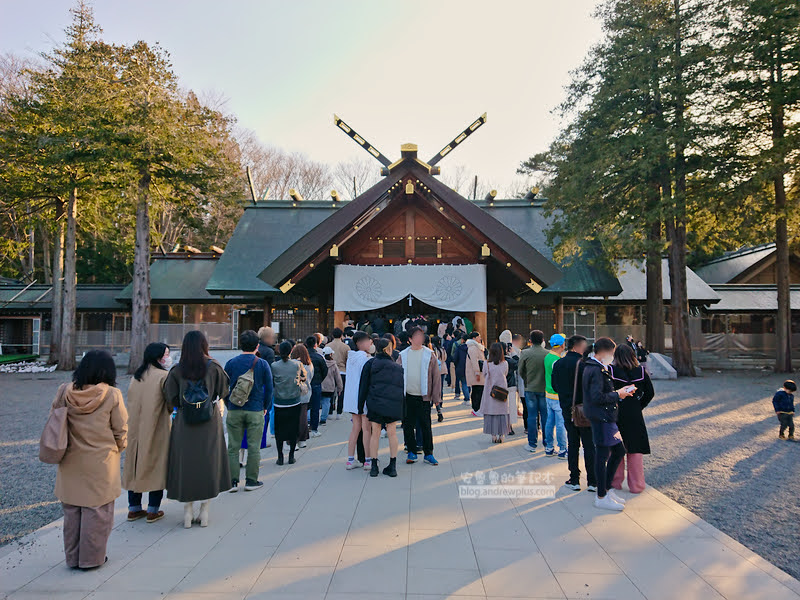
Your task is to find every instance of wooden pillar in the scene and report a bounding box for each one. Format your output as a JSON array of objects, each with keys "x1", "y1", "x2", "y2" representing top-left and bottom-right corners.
[
  {"x1": 405, "y1": 207, "x2": 416, "y2": 258},
  {"x1": 334, "y1": 311, "x2": 346, "y2": 332},
  {"x1": 554, "y1": 297, "x2": 564, "y2": 333},
  {"x1": 497, "y1": 295, "x2": 508, "y2": 335},
  {"x1": 262, "y1": 297, "x2": 273, "y2": 327},
  {"x1": 317, "y1": 292, "x2": 329, "y2": 335},
  {"x1": 473, "y1": 311, "x2": 488, "y2": 342}
]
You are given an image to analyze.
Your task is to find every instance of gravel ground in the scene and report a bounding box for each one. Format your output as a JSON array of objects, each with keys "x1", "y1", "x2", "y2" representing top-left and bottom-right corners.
[
  {"x1": 0, "y1": 371, "x2": 131, "y2": 547},
  {"x1": 644, "y1": 370, "x2": 800, "y2": 580},
  {"x1": 1, "y1": 369, "x2": 798, "y2": 579}
]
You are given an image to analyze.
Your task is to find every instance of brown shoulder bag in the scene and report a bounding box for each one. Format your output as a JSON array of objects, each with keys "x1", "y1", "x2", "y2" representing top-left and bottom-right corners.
[{"x1": 571, "y1": 359, "x2": 591, "y2": 428}]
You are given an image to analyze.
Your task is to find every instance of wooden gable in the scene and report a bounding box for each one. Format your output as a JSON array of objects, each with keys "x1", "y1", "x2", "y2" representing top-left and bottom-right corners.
[{"x1": 339, "y1": 191, "x2": 479, "y2": 265}]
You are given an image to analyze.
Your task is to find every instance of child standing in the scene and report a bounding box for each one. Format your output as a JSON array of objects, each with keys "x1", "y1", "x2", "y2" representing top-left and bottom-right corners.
[{"x1": 772, "y1": 380, "x2": 796, "y2": 440}]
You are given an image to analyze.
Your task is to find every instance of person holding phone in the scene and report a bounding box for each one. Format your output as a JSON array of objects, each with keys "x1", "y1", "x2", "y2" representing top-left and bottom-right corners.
[
  {"x1": 581, "y1": 337, "x2": 634, "y2": 511},
  {"x1": 608, "y1": 344, "x2": 655, "y2": 493}
]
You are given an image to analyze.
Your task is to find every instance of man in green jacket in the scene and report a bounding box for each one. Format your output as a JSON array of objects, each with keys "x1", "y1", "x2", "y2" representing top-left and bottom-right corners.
[
  {"x1": 543, "y1": 333, "x2": 567, "y2": 458},
  {"x1": 518, "y1": 330, "x2": 548, "y2": 452}
]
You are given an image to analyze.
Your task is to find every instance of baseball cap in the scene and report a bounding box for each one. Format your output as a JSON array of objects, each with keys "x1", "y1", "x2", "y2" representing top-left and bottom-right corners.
[
  {"x1": 549, "y1": 333, "x2": 566, "y2": 347},
  {"x1": 322, "y1": 346, "x2": 334, "y2": 356}
]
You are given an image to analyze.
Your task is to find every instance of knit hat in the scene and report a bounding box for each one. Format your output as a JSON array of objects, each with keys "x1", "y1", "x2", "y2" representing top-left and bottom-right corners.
[
  {"x1": 549, "y1": 333, "x2": 566, "y2": 347},
  {"x1": 498, "y1": 329, "x2": 513, "y2": 344}
]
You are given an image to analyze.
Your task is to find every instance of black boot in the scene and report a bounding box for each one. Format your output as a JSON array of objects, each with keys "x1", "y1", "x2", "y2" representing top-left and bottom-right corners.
[
  {"x1": 370, "y1": 458, "x2": 380, "y2": 477},
  {"x1": 382, "y1": 457, "x2": 397, "y2": 477},
  {"x1": 276, "y1": 438, "x2": 284, "y2": 465},
  {"x1": 288, "y1": 444, "x2": 296, "y2": 464},
  {"x1": 437, "y1": 406, "x2": 444, "y2": 422}
]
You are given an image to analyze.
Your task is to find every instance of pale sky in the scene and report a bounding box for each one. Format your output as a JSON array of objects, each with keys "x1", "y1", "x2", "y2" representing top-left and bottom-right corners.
[{"x1": 0, "y1": 0, "x2": 604, "y2": 195}]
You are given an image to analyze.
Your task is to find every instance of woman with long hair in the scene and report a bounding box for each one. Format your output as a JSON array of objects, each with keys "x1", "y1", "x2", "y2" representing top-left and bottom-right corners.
[
  {"x1": 290, "y1": 343, "x2": 313, "y2": 448},
  {"x1": 123, "y1": 342, "x2": 171, "y2": 523},
  {"x1": 480, "y1": 343, "x2": 510, "y2": 443},
  {"x1": 163, "y1": 330, "x2": 230, "y2": 528},
  {"x1": 271, "y1": 340, "x2": 307, "y2": 465},
  {"x1": 358, "y1": 338, "x2": 404, "y2": 477},
  {"x1": 608, "y1": 344, "x2": 654, "y2": 493},
  {"x1": 51, "y1": 350, "x2": 127, "y2": 569}
]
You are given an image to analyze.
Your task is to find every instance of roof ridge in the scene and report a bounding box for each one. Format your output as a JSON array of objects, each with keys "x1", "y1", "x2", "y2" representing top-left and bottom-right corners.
[{"x1": 706, "y1": 243, "x2": 775, "y2": 264}]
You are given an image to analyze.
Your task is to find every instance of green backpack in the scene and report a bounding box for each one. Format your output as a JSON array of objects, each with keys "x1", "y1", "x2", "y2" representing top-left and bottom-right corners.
[{"x1": 229, "y1": 356, "x2": 258, "y2": 407}]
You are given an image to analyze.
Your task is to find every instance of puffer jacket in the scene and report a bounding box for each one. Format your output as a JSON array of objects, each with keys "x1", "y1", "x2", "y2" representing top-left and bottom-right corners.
[
  {"x1": 505, "y1": 353, "x2": 519, "y2": 388},
  {"x1": 357, "y1": 353, "x2": 405, "y2": 421}
]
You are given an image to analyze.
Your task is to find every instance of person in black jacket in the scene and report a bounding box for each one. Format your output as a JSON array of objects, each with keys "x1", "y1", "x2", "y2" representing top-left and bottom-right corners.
[
  {"x1": 358, "y1": 338, "x2": 404, "y2": 477},
  {"x1": 581, "y1": 337, "x2": 634, "y2": 511},
  {"x1": 305, "y1": 336, "x2": 328, "y2": 438},
  {"x1": 608, "y1": 344, "x2": 654, "y2": 493},
  {"x1": 551, "y1": 335, "x2": 596, "y2": 492}
]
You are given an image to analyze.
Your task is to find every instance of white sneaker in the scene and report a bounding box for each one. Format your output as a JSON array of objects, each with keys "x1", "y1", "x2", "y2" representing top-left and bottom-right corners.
[
  {"x1": 310, "y1": 430, "x2": 322, "y2": 438},
  {"x1": 594, "y1": 494, "x2": 624, "y2": 511},
  {"x1": 335, "y1": 414, "x2": 341, "y2": 420},
  {"x1": 298, "y1": 441, "x2": 307, "y2": 448},
  {"x1": 345, "y1": 459, "x2": 358, "y2": 470},
  {"x1": 381, "y1": 430, "x2": 387, "y2": 438},
  {"x1": 523, "y1": 444, "x2": 537, "y2": 453},
  {"x1": 608, "y1": 489, "x2": 626, "y2": 505},
  {"x1": 363, "y1": 459, "x2": 372, "y2": 471}
]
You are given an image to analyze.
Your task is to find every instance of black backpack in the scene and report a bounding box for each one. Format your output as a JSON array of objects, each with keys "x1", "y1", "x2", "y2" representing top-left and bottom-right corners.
[{"x1": 181, "y1": 360, "x2": 214, "y2": 425}]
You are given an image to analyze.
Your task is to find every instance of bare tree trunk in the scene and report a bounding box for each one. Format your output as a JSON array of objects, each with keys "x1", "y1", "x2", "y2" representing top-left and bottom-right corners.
[
  {"x1": 775, "y1": 188, "x2": 791, "y2": 371},
  {"x1": 666, "y1": 219, "x2": 695, "y2": 376},
  {"x1": 645, "y1": 219, "x2": 665, "y2": 353},
  {"x1": 58, "y1": 189, "x2": 77, "y2": 371},
  {"x1": 771, "y1": 49, "x2": 792, "y2": 372},
  {"x1": 128, "y1": 167, "x2": 152, "y2": 373},
  {"x1": 49, "y1": 199, "x2": 65, "y2": 364},
  {"x1": 667, "y1": 0, "x2": 695, "y2": 377},
  {"x1": 41, "y1": 223, "x2": 52, "y2": 285}
]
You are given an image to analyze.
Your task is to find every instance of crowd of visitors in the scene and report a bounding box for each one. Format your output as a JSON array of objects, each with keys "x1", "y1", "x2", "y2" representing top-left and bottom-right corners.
[{"x1": 42, "y1": 313, "x2": 659, "y2": 569}]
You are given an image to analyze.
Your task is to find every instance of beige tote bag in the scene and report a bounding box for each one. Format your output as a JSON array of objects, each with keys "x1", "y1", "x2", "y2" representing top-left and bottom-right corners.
[{"x1": 39, "y1": 385, "x2": 69, "y2": 464}]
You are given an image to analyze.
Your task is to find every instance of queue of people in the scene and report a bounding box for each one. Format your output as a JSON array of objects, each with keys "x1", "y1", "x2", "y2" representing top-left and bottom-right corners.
[{"x1": 42, "y1": 316, "x2": 655, "y2": 571}]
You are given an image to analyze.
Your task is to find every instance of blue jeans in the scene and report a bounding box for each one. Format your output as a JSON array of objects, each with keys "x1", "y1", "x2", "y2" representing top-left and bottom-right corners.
[
  {"x1": 455, "y1": 375, "x2": 470, "y2": 400},
  {"x1": 269, "y1": 406, "x2": 275, "y2": 435},
  {"x1": 128, "y1": 490, "x2": 163, "y2": 513},
  {"x1": 320, "y1": 393, "x2": 332, "y2": 423},
  {"x1": 544, "y1": 397, "x2": 567, "y2": 452},
  {"x1": 309, "y1": 384, "x2": 322, "y2": 431},
  {"x1": 524, "y1": 392, "x2": 547, "y2": 447}
]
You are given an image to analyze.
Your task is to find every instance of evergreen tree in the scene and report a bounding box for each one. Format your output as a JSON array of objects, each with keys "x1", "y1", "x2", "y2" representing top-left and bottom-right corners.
[{"x1": 718, "y1": 0, "x2": 800, "y2": 372}]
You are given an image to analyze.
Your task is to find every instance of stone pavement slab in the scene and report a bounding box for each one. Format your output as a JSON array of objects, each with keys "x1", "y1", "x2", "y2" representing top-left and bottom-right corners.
[{"x1": 2, "y1": 391, "x2": 799, "y2": 600}]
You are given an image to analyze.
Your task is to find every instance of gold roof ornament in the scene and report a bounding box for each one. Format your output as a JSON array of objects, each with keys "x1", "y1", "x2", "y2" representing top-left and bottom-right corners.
[{"x1": 526, "y1": 279, "x2": 543, "y2": 294}]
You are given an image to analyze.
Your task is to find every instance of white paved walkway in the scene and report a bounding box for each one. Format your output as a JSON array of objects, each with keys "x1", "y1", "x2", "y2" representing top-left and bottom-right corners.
[{"x1": 2, "y1": 395, "x2": 799, "y2": 600}]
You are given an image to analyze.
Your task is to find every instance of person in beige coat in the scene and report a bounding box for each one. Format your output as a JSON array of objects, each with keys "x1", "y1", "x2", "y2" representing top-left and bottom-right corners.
[
  {"x1": 465, "y1": 332, "x2": 487, "y2": 414},
  {"x1": 52, "y1": 350, "x2": 128, "y2": 570},
  {"x1": 123, "y1": 342, "x2": 172, "y2": 523}
]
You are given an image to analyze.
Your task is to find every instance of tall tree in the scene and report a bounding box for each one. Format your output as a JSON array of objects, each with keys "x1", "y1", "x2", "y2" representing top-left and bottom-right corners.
[
  {"x1": 0, "y1": 2, "x2": 114, "y2": 369},
  {"x1": 719, "y1": 0, "x2": 800, "y2": 372},
  {"x1": 110, "y1": 42, "x2": 240, "y2": 372}
]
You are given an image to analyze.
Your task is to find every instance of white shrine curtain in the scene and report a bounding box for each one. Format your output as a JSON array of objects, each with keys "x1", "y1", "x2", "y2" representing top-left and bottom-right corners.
[{"x1": 333, "y1": 264, "x2": 486, "y2": 312}]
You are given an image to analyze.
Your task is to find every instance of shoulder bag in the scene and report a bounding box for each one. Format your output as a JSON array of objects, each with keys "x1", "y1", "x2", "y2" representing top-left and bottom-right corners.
[
  {"x1": 229, "y1": 355, "x2": 259, "y2": 407},
  {"x1": 571, "y1": 359, "x2": 591, "y2": 428},
  {"x1": 490, "y1": 385, "x2": 509, "y2": 401},
  {"x1": 39, "y1": 384, "x2": 69, "y2": 464}
]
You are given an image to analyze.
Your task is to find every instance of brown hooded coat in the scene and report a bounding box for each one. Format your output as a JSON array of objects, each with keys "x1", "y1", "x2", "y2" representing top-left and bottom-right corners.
[{"x1": 53, "y1": 382, "x2": 128, "y2": 507}]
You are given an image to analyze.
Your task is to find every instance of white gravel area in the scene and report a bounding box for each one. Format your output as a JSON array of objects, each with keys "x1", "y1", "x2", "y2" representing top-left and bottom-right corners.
[{"x1": 0, "y1": 369, "x2": 797, "y2": 580}]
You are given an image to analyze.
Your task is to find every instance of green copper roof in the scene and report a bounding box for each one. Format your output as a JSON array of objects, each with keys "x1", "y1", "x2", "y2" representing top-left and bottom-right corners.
[
  {"x1": 206, "y1": 202, "x2": 342, "y2": 295},
  {"x1": 117, "y1": 258, "x2": 220, "y2": 302}
]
